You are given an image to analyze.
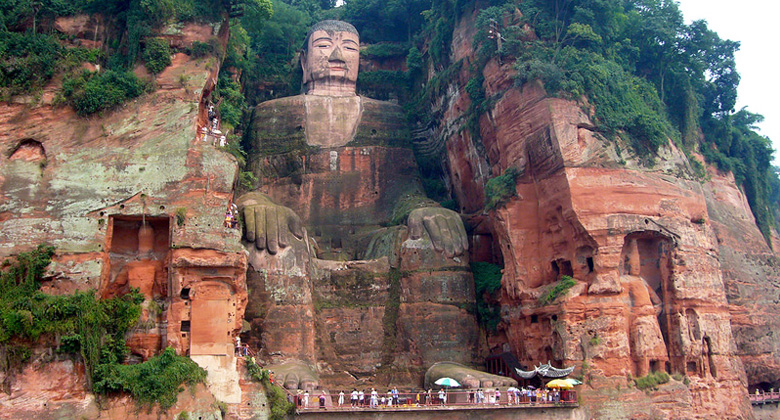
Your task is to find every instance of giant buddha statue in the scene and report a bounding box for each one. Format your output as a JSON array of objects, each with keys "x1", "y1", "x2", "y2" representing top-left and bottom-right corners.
[{"x1": 235, "y1": 20, "x2": 492, "y2": 390}]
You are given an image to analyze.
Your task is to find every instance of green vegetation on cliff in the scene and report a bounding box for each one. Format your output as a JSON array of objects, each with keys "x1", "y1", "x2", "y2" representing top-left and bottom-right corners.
[
  {"x1": 93, "y1": 347, "x2": 207, "y2": 410},
  {"x1": 470, "y1": 262, "x2": 502, "y2": 331},
  {"x1": 343, "y1": 0, "x2": 779, "y2": 242},
  {"x1": 540, "y1": 275, "x2": 577, "y2": 305},
  {"x1": 245, "y1": 356, "x2": 295, "y2": 420},
  {"x1": 484, "y1": 167, "x2": 519, "y2": 210},
  {"x1": 0, "y1": 245, "x2": 205, "y2": 409},
  {"x1": 471, "y1": 0, "x2": 779, "y2": 242},
  {"x1": 61, "y1": 70, "x2": 147, "y2": 115}
]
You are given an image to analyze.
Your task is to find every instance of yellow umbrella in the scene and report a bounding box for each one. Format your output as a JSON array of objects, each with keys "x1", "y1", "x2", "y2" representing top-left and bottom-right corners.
[{"x1": 546, "y1": 379, "x2": 574, "y2": 389}]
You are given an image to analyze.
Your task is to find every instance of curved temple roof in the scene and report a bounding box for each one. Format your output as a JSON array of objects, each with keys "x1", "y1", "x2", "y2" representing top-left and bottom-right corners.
[{"x1": 515, "y1": 362, "x2": 575, "y2": 379}]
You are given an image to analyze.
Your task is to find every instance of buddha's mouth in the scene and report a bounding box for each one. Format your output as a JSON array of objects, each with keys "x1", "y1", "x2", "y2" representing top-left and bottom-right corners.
[{"x1": 328, "y1": 60, "x2": 347, "y2": 71}]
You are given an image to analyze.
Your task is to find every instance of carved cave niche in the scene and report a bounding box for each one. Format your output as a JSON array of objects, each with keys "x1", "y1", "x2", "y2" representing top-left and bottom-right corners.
[
  {"x1": 550, "y1": 259, "x2": 573, "y2": 281},
  {"x1": 575, "y1": 245, "x2": 596, "y2": 277},
  {"x1": 620, "y1": 230, "x2": 677, "y2": 373},
  {"x1": 102, "y1": 215, "x2": 171, "y2": 299},
  {"x1": 470, "y1": 232, "x2": 502, "y2": 265},
  {"x1": 8, "y1": 139, "x2": 46, "y2": 162},
  {"x1": 751, "y1": 382, "x2": 774, "y2": 393},
  {"x1": 107, "y1": 215, "x2": 171, "y2": 256}
]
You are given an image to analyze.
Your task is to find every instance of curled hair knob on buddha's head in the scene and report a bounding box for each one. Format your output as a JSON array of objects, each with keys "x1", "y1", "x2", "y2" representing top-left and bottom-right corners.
[{"x1": 301, "y1": 20, "x2": 360, "y2": 96}]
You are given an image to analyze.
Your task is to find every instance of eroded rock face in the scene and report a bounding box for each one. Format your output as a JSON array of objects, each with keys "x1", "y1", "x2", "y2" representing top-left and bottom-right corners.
[
  {"x1": 703, "y1": 168, "x2": 780, "y2": 391},
  {"x1": 423, "y1": 11, "x2": 755, "y2": 419},
  {"x1": 0, "y1": 358, "x2": 221, "y2": 420},
  {"x1": 0, "y1": 18, "x2": 250, "y2": 417}
]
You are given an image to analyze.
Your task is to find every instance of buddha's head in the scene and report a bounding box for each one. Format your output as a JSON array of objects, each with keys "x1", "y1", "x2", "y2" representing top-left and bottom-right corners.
[{"x1": 301, "y1": 20, "x2": 359, "y2": 96}]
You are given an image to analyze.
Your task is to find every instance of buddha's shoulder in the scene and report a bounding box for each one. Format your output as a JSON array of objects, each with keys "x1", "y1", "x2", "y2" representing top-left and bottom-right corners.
[
  {"x1": 360, "y1": 96, "x2": 403, "y2": 113},
  {"x1": 253, "y1": 94, "x2": 306, "y2": 113},
  {"x1": 358, "y1": 97, "x2": 405, "y2": 131}
]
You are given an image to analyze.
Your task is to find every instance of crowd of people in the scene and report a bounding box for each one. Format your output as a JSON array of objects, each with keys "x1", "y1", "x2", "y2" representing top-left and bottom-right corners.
[
  {"x1": 200, "y1": 102, "x2": 228, "y2": 147},
  {"x1": 293, "y1": 386, "x2": 576, "y2": 409}
]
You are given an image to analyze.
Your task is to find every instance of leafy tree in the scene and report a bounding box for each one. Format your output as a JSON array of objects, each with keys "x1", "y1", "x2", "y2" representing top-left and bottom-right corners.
[{"x1": 470, "y1": 262, "x2": 503, "y2": 331}]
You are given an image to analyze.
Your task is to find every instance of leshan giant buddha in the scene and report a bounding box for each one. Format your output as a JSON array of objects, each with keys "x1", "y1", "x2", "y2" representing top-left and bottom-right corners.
[{"x1": 235, "y1": 20, "x2": 505, "y2": 389}]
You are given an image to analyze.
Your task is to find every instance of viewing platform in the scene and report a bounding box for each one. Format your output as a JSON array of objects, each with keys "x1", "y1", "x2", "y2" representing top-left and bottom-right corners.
[
  {"x1": 750, "y1": 391, "x2": 780, "y2": 406},
  {"x1": 290, "y1": 390, "x2": 579, "y2": 419}
]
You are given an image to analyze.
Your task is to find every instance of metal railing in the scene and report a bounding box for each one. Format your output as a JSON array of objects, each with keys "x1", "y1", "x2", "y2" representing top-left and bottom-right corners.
[
  {"x1": 288, "y1": 389, "x2": 578, "y2": 411},
  {"x1": 749, "y1": 391, "x2": 780, "y2": 405}
]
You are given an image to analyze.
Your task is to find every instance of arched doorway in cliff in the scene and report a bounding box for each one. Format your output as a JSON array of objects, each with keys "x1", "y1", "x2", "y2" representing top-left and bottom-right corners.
[
  {"x1": 620, "y1": 231, "x2": 675, "y2": 373},
  {"x1": 8, "y1": 139, "x2": 46, "y2": 162},
  {"x1": 576, "y1": 246, "x2": 595, "y2": 275}
]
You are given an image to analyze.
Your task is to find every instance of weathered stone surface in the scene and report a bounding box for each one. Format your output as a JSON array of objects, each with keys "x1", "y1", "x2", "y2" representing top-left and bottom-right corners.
[
  {"x1": 0, "y1": 359, "x2": 221, "y2": 420},
  {"x1": 703, "y1": 167, "x2": 780, "y2": 391},
  {"x1": 432, "y1": 12, "x2": 755, "y2": 417},
  {"x1": 0, "y1": 20, "x2": 248, "y2": 418}
]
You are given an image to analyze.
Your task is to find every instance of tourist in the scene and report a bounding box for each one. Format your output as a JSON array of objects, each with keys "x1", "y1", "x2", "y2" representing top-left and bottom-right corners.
[
  {"x1": 303, "y1": 390, "x2": 309, "y2": 408},
  {"x1": 415, "y1": 389, "x2": 421, "y2": 406},
  {"x1": 392, "y1": 386, "x2": 399, "y2": 406},
  {"x1": 208, "y1": 104, "x2": 216, "y2": 124},
  {"x1": 427, "y1": 388, "x2": 432, "y2": 405},
  {"x1": 319, "y1": 391, "x2": 326, "y2": 409},
  {"x1": 468, "y1": 389, "x2": 474, "y2": 404},
  {"x1": 387, "y1": 389, "x2": 393, "y2": 407},
  {"x1": 370, "y1": 388, "x2": 378, "y2": 408},
  {"x1": 224, "y1": 210, "x2": 233, "y2": 228},
  {"x1": 350, "y1": 388, "x2": 358, "y2": 407},
  {"x1": 338, "y1": 390, "x2": 344, "y2": 407},
  {"x1": 358, "y1": 389, "x2": 364, "y2": 407},
  {"x1": 495, "y1": 388, "x2": 501, "y2": 405},
  {"x1": 477, "y1": 388, "x2": 484, "y2": 404},
  {"x1": 438, "y1": 388, "x2": 446, "y2": 405}
]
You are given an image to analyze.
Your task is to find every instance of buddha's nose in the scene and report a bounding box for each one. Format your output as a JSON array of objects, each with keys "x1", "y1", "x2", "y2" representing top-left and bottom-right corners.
[{"x1": 329, "y1": 46, "x2": 345, "y2": 62}]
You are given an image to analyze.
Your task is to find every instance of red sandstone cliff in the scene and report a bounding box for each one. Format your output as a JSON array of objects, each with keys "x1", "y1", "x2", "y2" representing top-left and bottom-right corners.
[
  {"x1": 421, "y1": 9, "x2": 759, "y2": 420},
  {"x1": 0, "y1": 15, "x2": 253, "y2": 418},
  {"x1": 0, "y1": 6, "x2": 777, "y2": 420}
]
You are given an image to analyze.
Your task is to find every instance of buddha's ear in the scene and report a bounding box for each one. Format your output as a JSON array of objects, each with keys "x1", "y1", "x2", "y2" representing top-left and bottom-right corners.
[{"x1": 300, "y1": 49, "x2": 309, "y2": 85}]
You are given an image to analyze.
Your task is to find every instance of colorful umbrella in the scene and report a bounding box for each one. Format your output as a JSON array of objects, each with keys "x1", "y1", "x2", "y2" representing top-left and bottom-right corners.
[
  {"x1": 545, "y1": 379, "x2": 574, "y2": 389},
  {"x1": 564, "y1": 378, "x2": 582, "y2": 386},
  {"x1": 434, "y1": 377, "x2": 461, "y2": 388}
]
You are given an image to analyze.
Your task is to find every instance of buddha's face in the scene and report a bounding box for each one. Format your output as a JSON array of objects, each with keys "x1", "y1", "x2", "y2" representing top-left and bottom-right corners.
[{"x1": 302, "y1": 29, "x2": 359, "y2": 94}]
